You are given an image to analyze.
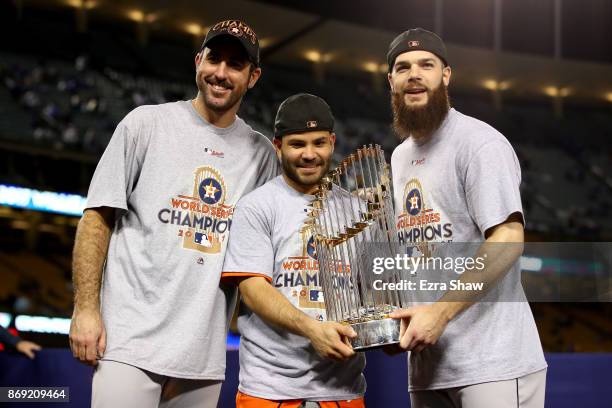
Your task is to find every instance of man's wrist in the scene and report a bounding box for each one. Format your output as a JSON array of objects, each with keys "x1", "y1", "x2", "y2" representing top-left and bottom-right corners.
[
  {"x1": 298, "y1": 315, "x2": 318, "y2": 339},
  {"x1": 433, "y1": 301, "x2": 460, "y2": 323},
  {"x1": 73, "y1": 302, "x2": 101, "y2": 315}
]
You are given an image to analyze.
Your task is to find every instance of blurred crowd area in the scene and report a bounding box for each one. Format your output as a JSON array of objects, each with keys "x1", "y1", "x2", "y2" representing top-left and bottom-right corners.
[
  {"x1": 0, "y1": 6, "x2": 611, "y2": 352},
  {"x1": 2, "y1": 52, "x2": 612, "y2": 240}
]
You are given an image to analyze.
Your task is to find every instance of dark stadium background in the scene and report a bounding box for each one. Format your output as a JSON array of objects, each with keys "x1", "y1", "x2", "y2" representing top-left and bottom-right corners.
[{"x1": 0, "y1": 0, "x2": 611, "y2": 407}]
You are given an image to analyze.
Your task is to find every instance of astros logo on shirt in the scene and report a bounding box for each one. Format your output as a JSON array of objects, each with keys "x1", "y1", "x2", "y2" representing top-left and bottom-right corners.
[
  {"x1": 198, "y1": 177, "x2": 224, "y2": 205},
  {"x1": 403, "y1": 179, "x2": 424, "y2": 216}
]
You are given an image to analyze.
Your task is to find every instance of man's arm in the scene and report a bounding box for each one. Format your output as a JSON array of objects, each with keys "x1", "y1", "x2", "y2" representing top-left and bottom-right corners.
[
  {"x1": 238, "y1": 276, "x2": 357, "y2": 361},
  {"x1": 69, "y1": 207, "x2": 114, "y2": 365},
  {"x1": 391, "y1": 213, "x2": 524, "y2": 352},
  {"x1": 0, "y1": 327, "x2": 42, "y2": 359}
]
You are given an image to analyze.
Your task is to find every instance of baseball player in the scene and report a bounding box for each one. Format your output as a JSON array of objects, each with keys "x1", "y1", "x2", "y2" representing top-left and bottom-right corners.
[
  {"x1": 386, "y1": 29, "x2": 547, "y2": 407},
  {"x1": 221, "y1": 93, "x2": 367, "y2": 408},
  {"x1": 69, "y1": 20, "x2": 279, "y2": 407}
]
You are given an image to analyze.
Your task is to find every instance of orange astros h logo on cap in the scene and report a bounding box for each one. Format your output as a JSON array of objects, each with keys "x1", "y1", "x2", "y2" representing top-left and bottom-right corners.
[
  {"x1": 306, "y1": 120, "x2": 318, "y2": 128},
  {"x1": 408, "y1": 40, "x2": 420, "y2": 47}
]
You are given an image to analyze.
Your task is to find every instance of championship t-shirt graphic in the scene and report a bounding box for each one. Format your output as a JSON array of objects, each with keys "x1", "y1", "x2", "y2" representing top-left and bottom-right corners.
[
  {"x1": 274, "y1": 223, "x2": 326, "y2": 320},
  {"x1": 157, "y1": 165, "x2": 234, "y2": 254},
  {"x1": 396, "y1": 178, "x2": 453, "y2": 250}
]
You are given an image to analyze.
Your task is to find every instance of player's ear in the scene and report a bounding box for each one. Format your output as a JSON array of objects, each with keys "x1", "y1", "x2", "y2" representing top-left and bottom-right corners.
[
  {"x1": 442, "y1": 65, "x2": 451, "y2": 87},
  {"x1": 248, "y1": 66, "x2": 262, "y2": 89},
  {"x1": 273, "y1": 137, "x2": 282, "y2": 159},
  {"x1": 329, "y1": 132, "x2": 336, "y2": 153},
  {"x1": 388, "y1": 72, "x2": 394, "y2": 93},
  {"x1": 195, "y1": 50, "x2": 203, "y2": 70}
]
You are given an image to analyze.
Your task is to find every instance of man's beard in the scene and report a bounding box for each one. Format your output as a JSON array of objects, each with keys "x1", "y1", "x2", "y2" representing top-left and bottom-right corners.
[
  {"x1": 196, "y1": 75, "x2": 244, "y2": 112},
  {"x1": 391, "y1": 82, "x2": 450, "y2": 141},
  {"x1": 281, "y1": 155, "x2": 331, "y2": 189}
]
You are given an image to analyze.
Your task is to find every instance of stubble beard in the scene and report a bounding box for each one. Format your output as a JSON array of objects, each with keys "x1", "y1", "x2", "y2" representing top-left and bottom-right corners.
[
  {"x1": 196, "y1": 74, "x2": 245, "y2": 113},
  {"x1": 281, "y1": 155, "x2": 331, "y2": 189}
]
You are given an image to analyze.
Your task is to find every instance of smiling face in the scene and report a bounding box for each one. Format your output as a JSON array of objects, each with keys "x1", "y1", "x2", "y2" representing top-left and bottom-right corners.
[
  {"x1": 195, "y1": 36, "x2": 261, "y2": 113},
  {"x1": 388, "y1": 50, "x2": 452, "y2": 140},
  {"x1": 388, "y1": 50, "x2": 450, "y2": 108},
  {"x1": 273, "y1": 130, "x2": 336, "y2": 194}
]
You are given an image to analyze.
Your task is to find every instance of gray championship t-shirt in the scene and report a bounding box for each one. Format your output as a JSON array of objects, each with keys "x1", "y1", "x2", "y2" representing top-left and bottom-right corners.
[
  {"x1": 222, "y1": 176, "x2": 366, "y2": 400},
  {"x1": 86, "y1": 100, "x2": 279, "y2": 379},
  {"x1": 391, "y1": 108, "x2": 547, "y2": 391}
]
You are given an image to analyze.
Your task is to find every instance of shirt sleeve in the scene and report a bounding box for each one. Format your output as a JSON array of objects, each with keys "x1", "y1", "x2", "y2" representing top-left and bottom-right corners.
[
  {"x1": 464, "y1": 139, "x2": 524, "y2": 235},
  {"x1": 85, "y1": 117, "x2": 142, "y2": 211},
  {"x1": 221, "y1": 201, "x2": 274, "y2": 283}
]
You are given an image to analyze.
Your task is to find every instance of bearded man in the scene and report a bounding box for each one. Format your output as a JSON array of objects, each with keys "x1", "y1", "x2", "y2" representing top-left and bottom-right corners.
[{"x1": 387, "y1": 28, "x2": 547, "y2": 408}]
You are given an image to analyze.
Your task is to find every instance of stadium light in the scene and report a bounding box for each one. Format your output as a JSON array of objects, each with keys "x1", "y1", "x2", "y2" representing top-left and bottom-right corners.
[
  {"x1": 185, "y1": 23, "x2": 205, "y2": 36},
  {"x1": 64, "y1": 0, "x2": 97, "y2": 9},
  {"x1": 127, "y1": 9, "x2": 144, "y2": 22},
  {"x1": 363, "y1": 62, "x2": 388, "y2": 74},
  {"x1": 305, "y1": 50, "x2": 322, "y2": 63},
  {"x1": 304, "y1": 50, "x2": 332, "y2": 63},
  {"x1": 15, "y1": 315, "x2": 71, "y2": 335},
  {"x1": 544, "y1": 86, "x2": 557, "y2": 97},
  {"x1": 483, "y1": 79, "x2": 497, "y2": 90},
  {"x1": 544, "y1": 86, "x2": 570, "y2": 98},
  {"x1": 363, "y1": 62, "x2": 379, "y2": 73},
  {"x1": 483, "y1": 79, "x2": 510, "y2": 91},
  {"x1": 0, "y1": 312, "x2": 11, "y2": 329},
  {"x1": 605, "y1": 92, "x2": 612, "y2": 103},
  {"x1": 127, "y1": 10, "x2": 158, "y2": 24},
  {"x1": 0, "y1": 184, "x2": 86, "y2": 216}
]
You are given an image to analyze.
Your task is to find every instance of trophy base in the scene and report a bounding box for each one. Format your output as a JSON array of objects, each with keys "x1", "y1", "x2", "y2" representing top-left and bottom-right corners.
[{"x1": 349, "y1": 317, "x2": 400, "y2": 351}]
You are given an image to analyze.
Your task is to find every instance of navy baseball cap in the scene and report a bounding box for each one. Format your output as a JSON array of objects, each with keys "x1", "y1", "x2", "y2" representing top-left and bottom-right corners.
[
  {"x1": 201, "y1": 20, "x2": 260, "y2": 65},
  {"x1": 387, "y1": 28, "x2": 449, "y2": 71}
]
